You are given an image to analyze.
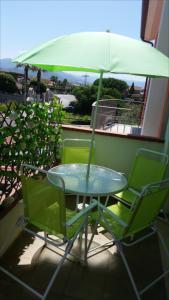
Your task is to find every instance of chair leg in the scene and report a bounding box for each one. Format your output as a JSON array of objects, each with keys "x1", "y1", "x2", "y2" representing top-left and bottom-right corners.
[
  {"x1": 87, "y1": 220, "x2": 98, "y2": 254},
  {"x1": 118, "y1": 232, "x2": 169, "y2": 300},
  {"x1": 82, "y1": 196, "x2": 86, "y2": 208},
  {"x1": 158, "y1": 209, "x2": 169, "y2": 224},
  {"x1": 42, "y1": 241, "x2": 73, "y2": 300},
  {"x1": 83, "y1": 221, "x2": 88, "y2": 265},
  {"x1": 117, "y1": 243, "x2": 141, "y2": 300},
  {"x1": 77, "y1": 231, "x2": 83, "y2": 263},
  {"x1": 0, "y1": 266, "x2": 43, "y2": 299},
  {"x1": 105, "y1": 195, "x2": 110, "y2": 206},
  {"x1": 157, "y1": 230, "x2": 169, "y2": 259},
  {"x1": 76, "y1": 195, "x2": 80, "y2": 211},
  {"x1": 0, "y1": 239, "x2": 73, "y2": 300}
]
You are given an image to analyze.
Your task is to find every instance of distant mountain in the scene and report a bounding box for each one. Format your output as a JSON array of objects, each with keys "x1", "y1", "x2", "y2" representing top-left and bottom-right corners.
[
  {"x1": 0, "y1": 58, "x2": 96, "y2": 85},
  {"x1": 0, "y1": 58, "x2": 145, "y2": 88}
]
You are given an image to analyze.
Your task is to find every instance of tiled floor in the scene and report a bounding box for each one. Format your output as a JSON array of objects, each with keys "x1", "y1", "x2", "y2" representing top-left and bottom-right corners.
[{"x1": 0, "y1": 220, "x2": 169, "y2": 300}]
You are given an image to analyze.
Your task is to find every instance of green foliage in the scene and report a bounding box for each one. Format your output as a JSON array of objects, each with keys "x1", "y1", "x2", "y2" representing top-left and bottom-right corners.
[
  {"x1": 50, "y1": 75, "x2": 58, "y2": 83},
  {"x1": 62, "y1": 79, "x2": 68, "y2": 87},
  {"x1": 0, "y1": 103, "x2": 8, "y2": 112},
  {"x1": 0, "y1": 71, "x2": 23, "y2": 80},
  {"x1": 0, "y1": 72, "x2": 18, "y2": 94},
  {"x1": 0, "y1": 97, "x2": 65, "y2": 203},
  {"x1": 115, "y1": 101, "x2": 142, "y2": 125},
  {"x1": 50, "y1": 76, "x2": 71, "y2": 92},
  {"x1": 129, "y1": 82, "x2": 135, "y2": 95},
  {"x1": 71, "y1": 77, "x2": 126, "y2": 115},
  {"x1": 103, "y1": 87, "x2": 122, "y2": 99},
  {"x1": 71, "y1": 85, "x2": 97, "y2": 115},
  {"x1": 93, "y1": 77, "x2": 128, "y2": 94},
  {"x1": 30, "y1": 79, "x2": 47, "y2": 94},
  {"x1": 63, "y1": 112, "x2": 91, "y2": 124}
]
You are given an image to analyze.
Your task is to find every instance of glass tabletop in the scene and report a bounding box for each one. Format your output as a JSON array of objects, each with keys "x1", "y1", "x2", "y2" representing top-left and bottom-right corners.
[{"x1": 47, "y1": 164, "x2": 127, "y2": 196}]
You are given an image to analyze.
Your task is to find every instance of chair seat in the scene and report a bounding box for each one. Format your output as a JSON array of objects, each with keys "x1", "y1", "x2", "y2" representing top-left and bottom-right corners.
[
  {"x1": 92, "y1": 202, "x2": 131, "y2": 239},
  {"x1": 29, "y1": 203, "x2": 84, "y2": 240},
  {"x1": 115, "y1": 188, "x2": 138, "y2": 205}
]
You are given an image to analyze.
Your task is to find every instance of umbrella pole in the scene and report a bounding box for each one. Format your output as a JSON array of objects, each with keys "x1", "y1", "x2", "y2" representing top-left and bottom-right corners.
[{"x1": 86, "y1": 71, "x2": 103, "y2": 179}]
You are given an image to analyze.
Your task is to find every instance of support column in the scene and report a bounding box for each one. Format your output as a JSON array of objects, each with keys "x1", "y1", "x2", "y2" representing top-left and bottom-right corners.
[{"x1": 141, "y1": 0, "x2": 169, "y2": 138}]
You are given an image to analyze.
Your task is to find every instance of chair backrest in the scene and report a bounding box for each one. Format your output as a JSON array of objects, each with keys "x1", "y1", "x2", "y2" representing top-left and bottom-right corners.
[
  {"x1": 128, "y1": 148, "x2": 168, "y2": 191},
  {"x1": 21, "y1": 164, "x2": 66, "y2": 236},
  {"x1": 123, "y1": 178, "x2": 169, "y2": 238},
  {"x1": 61, "y1": 138, "x2": 95, "y2": 164}
]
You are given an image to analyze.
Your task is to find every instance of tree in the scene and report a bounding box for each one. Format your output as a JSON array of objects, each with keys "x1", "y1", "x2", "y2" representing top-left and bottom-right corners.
[
  {"x1": 0, "y1": 72, "x2": 18, "y2": 93},
  {"x1": 36, "y1": 69, "x2": 41, "y2": 96},
  {"x1": 69, "y1": 77, "x2": 128, "y2": 115},
  {"x1": 30, "y1": 79, "x2": 47, "y2": 95},
  {"x1": 71, "y1": 81, "x2": 124, "y2": 115},
  {"x1": 129, "y1": 82, "x2": 135, "y2": 95},
  {"x1": 62, "y1": 79, "x2": 68, "y2": 91},
  {"x1": 50, "y1": 76, "x2": 58, "y2": 88},
  {"x1": 93, "y1": 77, "x2": 128, "y2": 94},
  {"x1": 103, "y1": 87, "x2": 122, "y2": 99},
  {"x1": 71, "y1": 86, "x2": 97, "y2": 114}
]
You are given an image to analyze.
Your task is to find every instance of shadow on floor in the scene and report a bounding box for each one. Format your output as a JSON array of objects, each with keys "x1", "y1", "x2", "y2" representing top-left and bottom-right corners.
[{"x1": 0, "y1": 226, "x2": 168, "y2": 300}]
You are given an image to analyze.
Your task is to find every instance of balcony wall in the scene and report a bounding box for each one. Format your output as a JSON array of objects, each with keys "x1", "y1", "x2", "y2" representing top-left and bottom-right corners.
[
  {"x1": 0, "y1": 201, "x2": 23, "y2": 256},
  {"x1": 62, "y1": 125, "x2": 164, "y2": 175}
]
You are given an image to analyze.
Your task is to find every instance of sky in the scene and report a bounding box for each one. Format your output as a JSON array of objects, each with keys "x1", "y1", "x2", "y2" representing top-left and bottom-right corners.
[{"x1": 0, "y1": 0, "x2": 145, "y2": 83}]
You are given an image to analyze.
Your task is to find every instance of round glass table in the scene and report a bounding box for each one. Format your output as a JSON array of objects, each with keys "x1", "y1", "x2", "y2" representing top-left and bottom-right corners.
[{"x1": 47, "y1": 164, "x2": 127, "y2": 197}]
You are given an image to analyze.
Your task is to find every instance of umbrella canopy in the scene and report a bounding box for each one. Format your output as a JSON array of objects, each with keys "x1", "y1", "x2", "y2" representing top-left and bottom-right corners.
[
  {"x1": 14, "y1": 32, "x2": 169, "y2": 77},
  {"x1": 14, "y1": 32, "x2": 169, "y2": 178}
]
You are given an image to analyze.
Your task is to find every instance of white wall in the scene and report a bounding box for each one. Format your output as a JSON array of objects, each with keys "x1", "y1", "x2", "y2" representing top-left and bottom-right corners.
[
  {"x1": 62, "y1": 128, "x2": 164, "y2": 175},
  {"x1": 141, "y1": 0, "x2": 169, "y2": 138}
]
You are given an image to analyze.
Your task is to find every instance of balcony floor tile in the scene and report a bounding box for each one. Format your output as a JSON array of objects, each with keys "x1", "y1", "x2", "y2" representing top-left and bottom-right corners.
[{"x1": 0, "y1": 222, "x2": 168, "y2": 300}]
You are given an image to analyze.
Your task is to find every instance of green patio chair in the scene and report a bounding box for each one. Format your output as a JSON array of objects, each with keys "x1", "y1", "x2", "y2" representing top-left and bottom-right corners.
[
  {"x1": 61, "y1": 138, "x2": 95, "y2": 209},
  {"x1": 113, "y1": 148, "x2": 168, "y2": 208},
  {"x1": 61, "y1": 138, "x2": 95, "y2": 164},
  {"x1": 91, "y1": 178, "x2": 169, "y2": 300},
  {"x1": 0, "y1": 164, "x2": 97, "y2": 300}
]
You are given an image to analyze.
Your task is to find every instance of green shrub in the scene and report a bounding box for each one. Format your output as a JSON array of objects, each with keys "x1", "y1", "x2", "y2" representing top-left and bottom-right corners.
[
  {"x1": 9, "y1": 97, "x2": 63, "y2": 164},
  {"x1": 30, "y1": 79, "x2": 47, "y2": 94},
  {"x1": 0, "y1": 103, "x2": 7, "y2": 112},
  {"x1": 0, "y1": 96, "x2": 65, "y2": 204},
  {"x1": 0, "y1": 72, "x2": 18, "y2": 93}
]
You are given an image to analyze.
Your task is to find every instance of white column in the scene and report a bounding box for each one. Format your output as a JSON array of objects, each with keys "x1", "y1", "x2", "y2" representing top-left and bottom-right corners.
[{"x1": 141, "y1": 0, "x2": 169, "y2": 138}]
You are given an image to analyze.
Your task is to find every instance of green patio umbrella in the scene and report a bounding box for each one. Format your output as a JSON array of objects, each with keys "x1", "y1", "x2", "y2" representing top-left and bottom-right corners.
[{"x1": 13, "y1": 32, "x2": 169, "y2": 177}]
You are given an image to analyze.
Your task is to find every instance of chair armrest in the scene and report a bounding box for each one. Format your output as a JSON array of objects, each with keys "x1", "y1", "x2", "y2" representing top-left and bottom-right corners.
[
  {"x1": 21, "y1": 164, "x2": 47, "y2": 175},
  {"x1": 128, "y1": 188, "x2": 141, "y2": 196},
  {"x1": 66, "y1": 200, "x2": 98, "y2": 227},
  {"x1": 98, "y1": 202, "x2": 128, "y2": 228}
]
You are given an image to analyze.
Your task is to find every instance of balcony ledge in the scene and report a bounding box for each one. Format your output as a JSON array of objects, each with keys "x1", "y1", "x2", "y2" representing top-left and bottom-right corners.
[{"x1": 62, "y1": 124, "x2": 164, "y2": 143}]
